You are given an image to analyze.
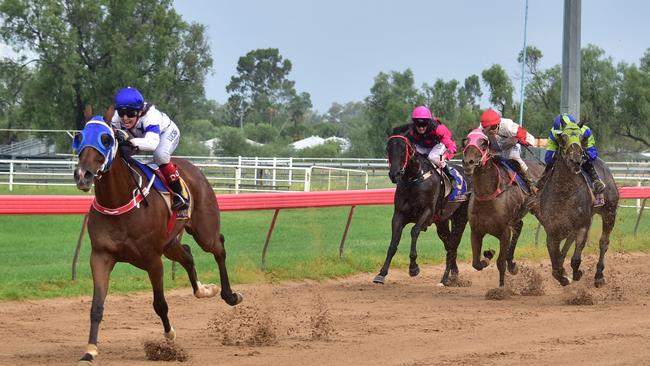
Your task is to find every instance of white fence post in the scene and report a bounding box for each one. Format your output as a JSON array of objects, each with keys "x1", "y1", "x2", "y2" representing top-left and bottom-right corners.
[
  {"x1": 288, "y1": 157, "x2": 293, "y2": 189},
  {"x1": 638, "y1": 180, "x2": 642, "y2": 214},
  {"x1": 235, "y1": 167, "x2": 241, "y2": 194},
  {"x1": 9, "y1": 161, "x2": 14, "y2": 192},
  {"x1": 304, "y1": 168, "x2": 311, "y2": 192},
  {"x1": 272, "y1": 157, "x2": 277, "y2": 189}
]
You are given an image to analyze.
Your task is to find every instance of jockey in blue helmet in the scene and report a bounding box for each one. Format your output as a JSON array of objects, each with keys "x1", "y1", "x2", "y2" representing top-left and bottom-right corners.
[
  {"x1": 539, "y1": 113, "x2": 605, "y2": 205},
  {"x1": 111, "y1": 87, "x2": 188, "y2": 210}
]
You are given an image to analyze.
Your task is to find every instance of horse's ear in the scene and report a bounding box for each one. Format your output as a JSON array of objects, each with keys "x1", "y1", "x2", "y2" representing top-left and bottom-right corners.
[
  {"x1": 479, "y1": 137, "x2": 489, "y2": 150},
  {"x1": 104, "y1": 105, "x2": 115, "y2": 124},
  {"x1": 461, "y1": 137, "x2": 469, "y2": 147},
  {"x1": 83, "y1": 104, "x2": 93, "y2": 123}
]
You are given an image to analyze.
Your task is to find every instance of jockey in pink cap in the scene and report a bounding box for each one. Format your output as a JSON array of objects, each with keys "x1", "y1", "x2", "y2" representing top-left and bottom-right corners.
[{"x1": 393, "y1": 105, "x2": 465, "y2": 200}]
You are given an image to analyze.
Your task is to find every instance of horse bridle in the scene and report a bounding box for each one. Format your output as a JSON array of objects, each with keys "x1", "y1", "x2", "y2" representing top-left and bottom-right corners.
[
  {"x1": 387, "y1": 135, "x2": 415, "y2": 174},
  {"x1": 462, "y1": 130, "x2": 491, "y2": 168},
  {"x1": 463, "y1": 129, "x2": 518, "y2": 201},
  {"x1": 557, "y1": 126, "x2": 585, "y2": 174}
]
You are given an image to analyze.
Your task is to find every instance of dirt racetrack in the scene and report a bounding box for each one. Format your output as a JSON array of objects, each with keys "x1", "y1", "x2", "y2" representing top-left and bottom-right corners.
[{"x1": 1, "y1": 252, "x2": 650, "y2": 366}]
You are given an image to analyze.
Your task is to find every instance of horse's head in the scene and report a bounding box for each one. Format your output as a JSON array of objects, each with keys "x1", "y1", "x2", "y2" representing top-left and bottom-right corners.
[
  {"x1": 462, "y1": 128, "x2": 490, "y2": 176},
  {"x1": 557, "y1": 121, "x2": 585, "y2": 174},
  {"x1": 73, "y1": 105, "x2": 117, "y2": 191},
  {"x1": 386, "y1": 135, "x2": 414, "y2": 184}
]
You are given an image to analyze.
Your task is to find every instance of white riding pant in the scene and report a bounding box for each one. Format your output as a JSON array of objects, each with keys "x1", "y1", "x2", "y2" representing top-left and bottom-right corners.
[
  {"x1": 416, "y1": 143, "x2": 447, "y2": 168},
  {"x1": 153, "y1": 123, "x2": 180, "y2": 165},
  {"x1": 496, "y1": 143, "x2": 528, "y2": 171}
]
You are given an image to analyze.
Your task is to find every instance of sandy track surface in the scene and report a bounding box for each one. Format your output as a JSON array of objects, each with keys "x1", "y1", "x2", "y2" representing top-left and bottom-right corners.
[{"x1": 1, "y1": 252, "x2": 650, "y2": 366}]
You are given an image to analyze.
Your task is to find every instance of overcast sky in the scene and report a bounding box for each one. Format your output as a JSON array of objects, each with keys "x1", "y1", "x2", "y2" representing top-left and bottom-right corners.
[{"x1": 174, "y1": 0, "x2": 649, "y2": 113}]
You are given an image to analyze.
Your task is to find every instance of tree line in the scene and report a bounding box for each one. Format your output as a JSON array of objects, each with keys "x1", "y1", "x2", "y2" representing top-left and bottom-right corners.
[{"x1": 1, "y1": 1, "x2": 649, "y2": 158}]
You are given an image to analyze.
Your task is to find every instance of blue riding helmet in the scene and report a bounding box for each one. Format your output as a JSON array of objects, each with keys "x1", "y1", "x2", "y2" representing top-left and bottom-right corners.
[
  {"x1": 552, "y1": 113, "x2": 576, "y2": 129},
  {"x1": 115, "y1": 87, "x2": 144, "y2": 110}
]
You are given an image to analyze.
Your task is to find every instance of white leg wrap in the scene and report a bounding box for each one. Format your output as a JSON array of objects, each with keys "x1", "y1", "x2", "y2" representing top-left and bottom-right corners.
[
  {"x1": 84, "y1": 344, "x2": 98, "y2": 357},
  {"x1": 194, "y1": 281, "x2": 219, "y2": 298},
  {"x1": 165, "y1": 327, "x2": 176, "y2": 341}
]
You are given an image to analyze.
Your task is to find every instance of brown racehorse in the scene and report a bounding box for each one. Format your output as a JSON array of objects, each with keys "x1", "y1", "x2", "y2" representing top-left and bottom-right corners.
[
  {"x1": 537, "y1": 122, "x2": 618, "y2": 287},
  {"x1": 72, "y1": 106, "x2": 242, "y2": 365},
  {"x1": 373, "y1": 134, "x2": 469, "y2": 286},
  {"x1": 462, "y1": 128, "x2": 543, "y2": 287}
]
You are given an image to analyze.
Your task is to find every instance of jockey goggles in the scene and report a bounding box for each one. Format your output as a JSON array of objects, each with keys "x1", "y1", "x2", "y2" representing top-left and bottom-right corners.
[
  {"x1": 117, "y1": 108, "x2": 140, "y2": 118},
  {"x1": 413, "y1": 118, "x2": 429, "y2": 128}
]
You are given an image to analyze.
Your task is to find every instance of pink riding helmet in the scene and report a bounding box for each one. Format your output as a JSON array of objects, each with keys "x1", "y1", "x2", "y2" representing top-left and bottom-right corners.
[{"x1": 411, "y1": 106, "x2": 433, "y2": 120}]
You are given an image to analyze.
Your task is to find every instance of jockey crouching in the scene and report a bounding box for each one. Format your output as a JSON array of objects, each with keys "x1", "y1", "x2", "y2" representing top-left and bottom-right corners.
[
  {"x1": 542, "y1": 113, "x2": 606, "y2": 207},
  {"x1": 111, "y1": 87, "x2": 189, "y2": 211},
  {"x1": 480, "y1": 109, "x2": 538, "y2": 195},
  {"x1": 401, "y1": 105, "x2": 466, "y2": 201}
]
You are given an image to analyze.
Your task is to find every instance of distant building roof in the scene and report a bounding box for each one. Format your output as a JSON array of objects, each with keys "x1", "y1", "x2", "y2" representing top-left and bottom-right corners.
[
  {"x1": 290, "y1": 136, "x2": 325, "y2": 150},
  {"x1": 202, "y1": 137, "x2": 263, "y2": 155},
  {"x1": 290, "y1": 135, "x2": 351, "y2": 152}
]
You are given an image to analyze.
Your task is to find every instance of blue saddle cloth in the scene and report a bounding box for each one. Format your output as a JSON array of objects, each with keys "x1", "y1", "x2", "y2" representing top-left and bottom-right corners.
[
  {"x1": 497, "y1": 160, "x2": 530, "y2": 194},
  {"x1": 130, "y1": 159, "x2": 169, "y2": 193},
  {"x1": 447, "y1": 166, "x2": 468, "y2": 201}
]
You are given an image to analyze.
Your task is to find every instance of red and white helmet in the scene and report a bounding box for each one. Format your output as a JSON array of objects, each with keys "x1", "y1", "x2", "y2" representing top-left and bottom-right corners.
[{"x1": 480, "y1": 109, "x2": 501, "y2": 128}]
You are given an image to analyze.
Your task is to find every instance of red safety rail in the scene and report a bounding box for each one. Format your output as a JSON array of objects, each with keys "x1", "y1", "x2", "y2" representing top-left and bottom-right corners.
[
  {"x1": 618, "y1": 186, "x2": 650, "y2": 200},
  {"x1": 2, "y1": 187, "x2": 648, "y2": 215},
  {"x1": 0, "y1": 189, "x2": 396, "y2": 215}
]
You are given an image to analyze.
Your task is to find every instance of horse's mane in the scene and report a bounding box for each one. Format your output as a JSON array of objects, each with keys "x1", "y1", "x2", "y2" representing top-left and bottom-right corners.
[{"x1": 391, "y1": 124, "x2": 410, "y2": 136}]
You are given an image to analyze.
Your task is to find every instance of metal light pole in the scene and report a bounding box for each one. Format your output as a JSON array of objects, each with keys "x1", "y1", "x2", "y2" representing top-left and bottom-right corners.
[
  {"x1": 561, "y1": 0, "x2": 581, "y2": 120},
  {"x1": 518, "y1": 0, "x2": 529, "y2": 126}
]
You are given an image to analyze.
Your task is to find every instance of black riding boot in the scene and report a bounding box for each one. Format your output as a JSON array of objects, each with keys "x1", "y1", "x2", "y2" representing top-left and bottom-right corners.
[
  {"x1": 167, "y1": 178, "x2": 189, "y2": 210},
  {"x1": 583, "y1": 159, "x2": 605, "y2": 207},
  {"x1": 516, "y1": 163, "x2": 538, "y2": 195},
  {"x1": 583, "y1": 160, "x2": 605, "y2": 194}
]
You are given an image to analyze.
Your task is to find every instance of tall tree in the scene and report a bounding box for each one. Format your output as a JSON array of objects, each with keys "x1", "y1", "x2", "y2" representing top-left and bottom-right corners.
[
  {"x1": 226, "y1": 48, "x2": 296, "y2": 128},
  {"x1": 0, "y1": 0, "x2": 212, "y2": 132},
  {"x1": 458, "y1": 74, "x2": 482, "y2": 110},
  {"x1": 579, "y1": 44, "x2": 619, "y2": 145},
  {"x1": 616, "y1": 49, "x2": 650, "y2": 148},
  {"x1": 516, "y1": 46, "x2": 561, "y2": 135},
  {"x1": 481, "y1": 64, "x2": 514, "y2": 116},
  {"x1": 422, "y1": 78, "x2": 459, "y2": 119},
  {"x1": 364, "y1": 69, "x2": 419, "y2": 156}
]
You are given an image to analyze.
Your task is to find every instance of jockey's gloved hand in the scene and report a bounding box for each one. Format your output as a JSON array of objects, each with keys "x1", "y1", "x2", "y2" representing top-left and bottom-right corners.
[{"x1": 115, "y1": 129, "x2": 132, "y2": 146}]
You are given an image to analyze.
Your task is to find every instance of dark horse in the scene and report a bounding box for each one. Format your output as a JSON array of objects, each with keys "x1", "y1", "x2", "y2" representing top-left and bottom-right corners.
[
  {"x1": 72, "y1": 106, "x2": 242, "y2": 365},
  {"x1": 537, "y1": 122, "x2": 618, "y2": 287},
  {"x1": 373, "y1": 135, "x2": 469, "y2": 286},
  {"x1": 461, "y1": 128, "x2": 543, "y2": 287}
]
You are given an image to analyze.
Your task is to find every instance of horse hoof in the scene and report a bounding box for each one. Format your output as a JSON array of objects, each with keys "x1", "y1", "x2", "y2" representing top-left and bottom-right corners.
[
  {"x1": 559, "y1": 276, "x2": 572, "y2": 286},
  {"x1": 232, "y1": 292, "x2": 244, "y2": 305},
  {"x1": 595, "y1": 277, "x2": 606, "y2": 288},
  {"x1": 164, "y1": 327, "x2": 176, "y2": 341},
  {"x1": 436, "y1": 282, "x2": 446, "y2": 288},
  {"x1": 483, "y1": 249, "x2": 495, "y2": 260},
  {"x1": 573, "y1": 270, "x2": 583, "y2": 282},
  {"x1": 508, "y1": 262, "x2": 519, "y2": 275},
  {"x1": 409, "y1": 267, "x2": 420, "y2": 277},
  {"x1": 373, "y1": 275, "x2": 385, "y2": 284}
]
